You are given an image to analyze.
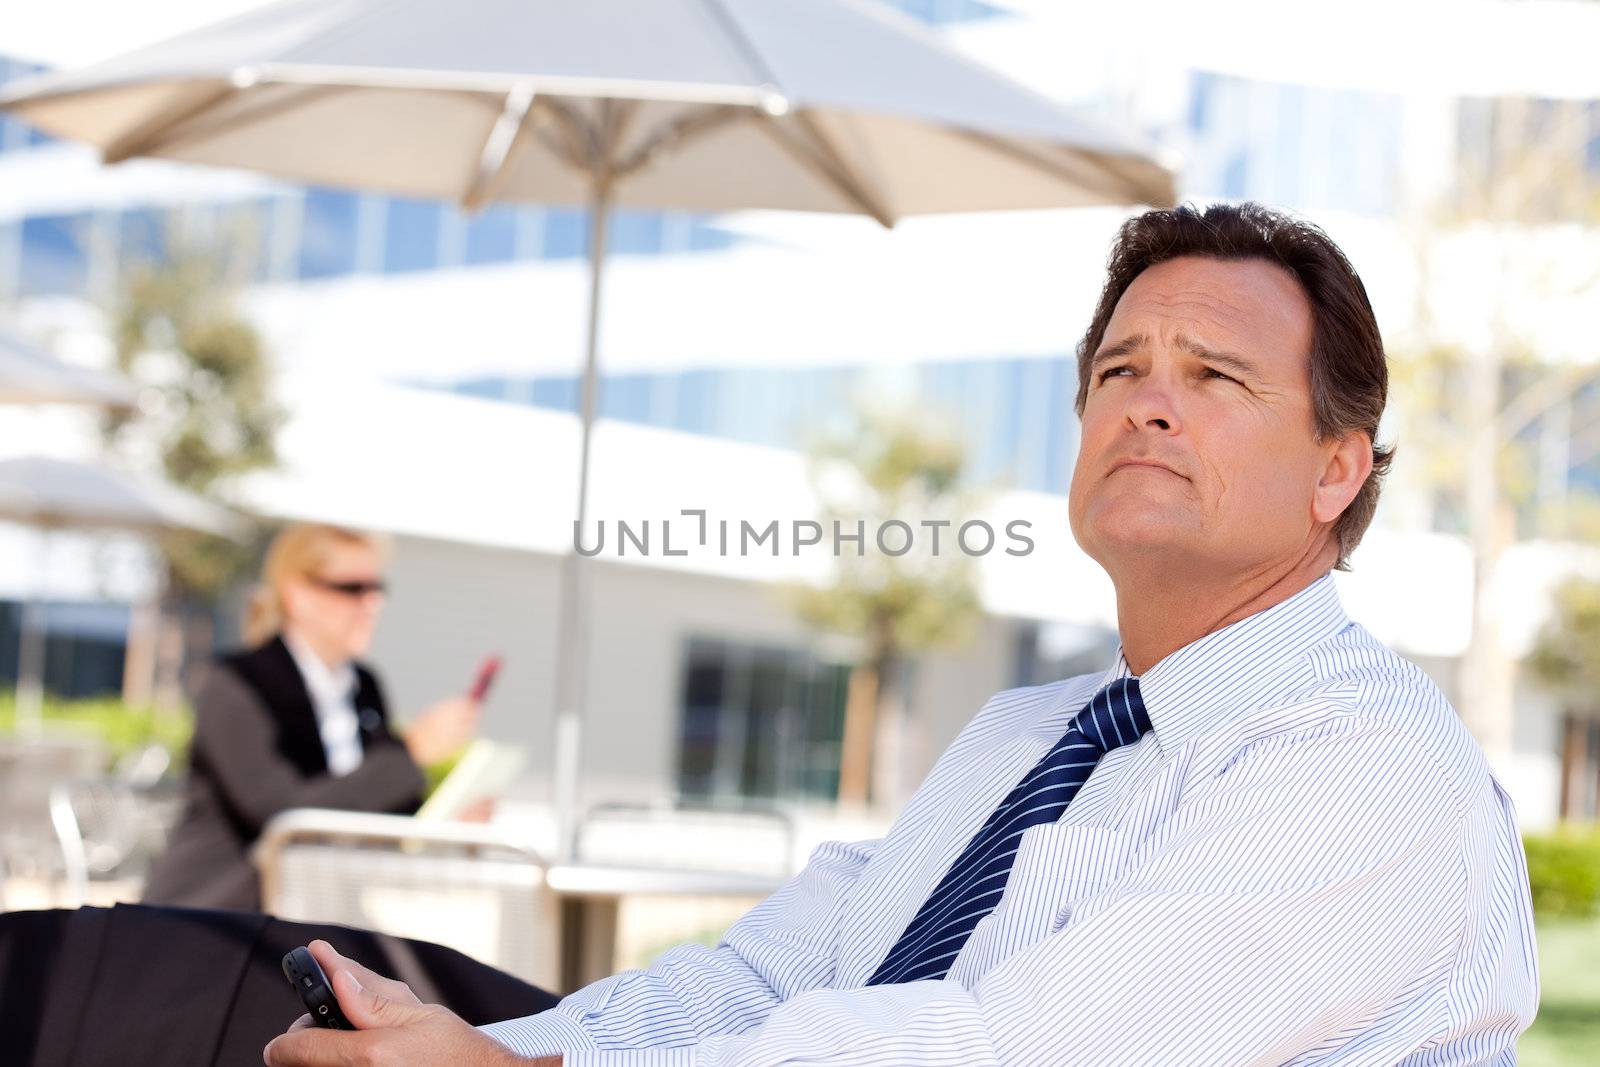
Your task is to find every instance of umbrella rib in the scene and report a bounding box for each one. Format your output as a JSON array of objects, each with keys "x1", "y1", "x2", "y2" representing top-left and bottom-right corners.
[
  {"x1": 790, "y1": 110, "x2": 896, "y2": 225},
  {"x1": 461, "y1": 83, "x2": 538, "y2": 211},
  {"x1": 1085, "y1": 149, "x2": 1175, "y2": 207},
  {"x1": 102, "y1": 82, "x2": 239, "y2": 164},
  {"x1": 753, "y1": 112, "x2": 895, "y2": 228},
  {"x1": 541, "y1": 97, "x2": 601, "y2": 173},
  {"x1": 604, "y1": 101, "x2": 643, "y2": 175},
  {"x1": 951, "y1": 128, "x2": 1170, "y2": 207},
  {"x1": 612, "y1": 104, "x2": 744, "y2": 181},
  {"x1": 600, "y1": 99, "x2": 643, "y2": 180},
  {"x1": 118, "y1": 81, "x2": 353, "y2": 162}
]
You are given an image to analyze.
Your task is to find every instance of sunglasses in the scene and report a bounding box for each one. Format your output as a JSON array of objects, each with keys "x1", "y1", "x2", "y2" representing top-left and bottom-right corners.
[{"x1": 309, "y1": 576, "x2": 389, "y2": 598}]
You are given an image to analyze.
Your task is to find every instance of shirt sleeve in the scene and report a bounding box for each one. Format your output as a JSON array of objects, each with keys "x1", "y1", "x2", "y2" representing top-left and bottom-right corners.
[
  {"x1": 480, "y1": 837, "x2": 880, "y2": 1060},
  {"x1": 507, "y1": 718, "x2": 1473, "y2": 1066}
]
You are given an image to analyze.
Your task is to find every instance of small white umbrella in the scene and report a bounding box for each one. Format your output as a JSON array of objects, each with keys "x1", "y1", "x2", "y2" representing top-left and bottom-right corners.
[
  {"x1": 0, "y1": 0, "x2": 1176, "y2": 852},
  {"x1": 0, "y1": 329, "x2": 140, "y2": 410},
  {"x1": 0, "y1": 455, "x2": 241, "y2": 733}
]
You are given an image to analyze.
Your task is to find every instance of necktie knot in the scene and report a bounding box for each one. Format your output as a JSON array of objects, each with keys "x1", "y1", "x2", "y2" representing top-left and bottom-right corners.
[{"x1": 1072, "y1": 676, "x2": 1151, "y2": 756}]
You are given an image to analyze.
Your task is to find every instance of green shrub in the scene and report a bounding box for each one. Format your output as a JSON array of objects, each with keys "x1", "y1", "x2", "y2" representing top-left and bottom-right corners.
[
  {"x1": 0, "y1": 694, "x2": 456, "y2": 796},
  {"x1": 1524, "y1": 828, "x2": 1600, "y2": 920},
  {"x1": 0, "y1": 694, "x2": 193, "y2": 770}
]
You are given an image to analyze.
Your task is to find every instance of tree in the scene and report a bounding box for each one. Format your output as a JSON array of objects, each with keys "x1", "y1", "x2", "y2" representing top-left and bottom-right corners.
[
  {"x1": 1393, "y1": 96, "x2": 1600, "y2": 767},
  {"x1": 101, "y1": 236, "x2": 282, "y2": 706},
  {"x1": 790, "y1": 403, "x2": 983, "y2": 810},
  {"x1": 1529, "y1": 577, "x2": 1600, "y2": 707},
  {"x1": 1527, "y1": 577, "x2": 1600, "y2": 819}
]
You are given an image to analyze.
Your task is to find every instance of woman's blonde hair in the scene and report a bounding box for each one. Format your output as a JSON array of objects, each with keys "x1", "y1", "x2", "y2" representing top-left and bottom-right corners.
[{"x1": 244, "y1": 523, "x2": 391, "y2": 645}]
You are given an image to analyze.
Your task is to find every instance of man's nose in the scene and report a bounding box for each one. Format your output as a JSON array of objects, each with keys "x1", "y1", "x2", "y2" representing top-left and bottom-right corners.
[{"x1": 1122, "y1": 375, "x2": 1180, "y2": 433}]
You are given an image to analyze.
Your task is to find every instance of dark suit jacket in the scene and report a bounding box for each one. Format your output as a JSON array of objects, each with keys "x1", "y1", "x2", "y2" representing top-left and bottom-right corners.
[
  {"x1": 142, "y1": 635, "x2": 424, "y2": 912},
  {"x1": 0, "y1": 903, "x2": 558, "y2": 1067}
]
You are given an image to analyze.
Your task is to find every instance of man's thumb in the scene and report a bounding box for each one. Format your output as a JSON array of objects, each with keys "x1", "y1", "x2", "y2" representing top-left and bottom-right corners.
[{"x1": 334, "y1": 967, "x2": 422, "y2": 1029}]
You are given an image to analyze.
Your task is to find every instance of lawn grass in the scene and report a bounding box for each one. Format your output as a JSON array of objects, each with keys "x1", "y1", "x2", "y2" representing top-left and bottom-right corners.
[{"x1": 1519, "y1": 917, "x2": 1600, "y2": 1067}]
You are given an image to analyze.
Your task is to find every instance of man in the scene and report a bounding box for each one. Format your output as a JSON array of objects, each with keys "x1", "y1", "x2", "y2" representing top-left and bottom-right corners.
[{"x1": 266, "y1": 202, "x2": 1540, "y2": 1066}]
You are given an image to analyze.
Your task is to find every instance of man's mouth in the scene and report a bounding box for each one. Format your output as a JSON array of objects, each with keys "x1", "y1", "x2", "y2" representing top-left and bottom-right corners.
[{"x1": 1110, "y1": 460, "x2": 1183, "y2": 478}]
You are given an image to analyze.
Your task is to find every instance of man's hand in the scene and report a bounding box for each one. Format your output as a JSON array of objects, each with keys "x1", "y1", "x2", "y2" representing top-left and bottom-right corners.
[{"x1": 262, "y1": 940, "x2": 556, "y2": 1066}]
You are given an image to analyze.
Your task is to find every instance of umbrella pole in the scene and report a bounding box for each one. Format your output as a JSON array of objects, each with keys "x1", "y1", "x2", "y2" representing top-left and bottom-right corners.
[
  {"x1": 551, "y1": 182, "x2": 612, "y2": 861},
  {"x1": 15, "y1": 531, "x2": 49, "y2": 734}
]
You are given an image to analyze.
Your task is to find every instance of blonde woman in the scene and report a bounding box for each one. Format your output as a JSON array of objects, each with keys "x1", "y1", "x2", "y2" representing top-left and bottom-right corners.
[{"x1": 143, "y1": 524, "x2": 479, "y2": 911}]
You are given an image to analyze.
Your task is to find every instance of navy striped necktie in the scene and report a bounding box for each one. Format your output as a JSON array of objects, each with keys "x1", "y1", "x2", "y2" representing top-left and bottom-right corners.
[{"x1": 867, "y1": 676, "x2": 1152, "y2": 986}]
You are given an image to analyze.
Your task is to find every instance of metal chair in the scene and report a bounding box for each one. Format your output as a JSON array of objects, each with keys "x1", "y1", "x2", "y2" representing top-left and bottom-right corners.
[
  {"x1": 49, "y1": 776, "x2": 184, "y2": 906},
  {"x1": 253, "y1": 809, "x2": 561, "y2": 989},
  {"x1": 0, "y1": 735, "x2": 107, "y2": 909}
]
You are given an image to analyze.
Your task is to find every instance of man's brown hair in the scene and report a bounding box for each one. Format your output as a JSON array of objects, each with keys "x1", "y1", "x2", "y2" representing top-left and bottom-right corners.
[{"x1": 1075, "y1": 201, "x2": 1395, "y2": 571}]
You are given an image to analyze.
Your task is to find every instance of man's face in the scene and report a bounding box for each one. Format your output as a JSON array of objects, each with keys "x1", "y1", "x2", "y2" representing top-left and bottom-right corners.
[{"x1": 1068, "y1": 255, "x2": 1328, "y2": 578}]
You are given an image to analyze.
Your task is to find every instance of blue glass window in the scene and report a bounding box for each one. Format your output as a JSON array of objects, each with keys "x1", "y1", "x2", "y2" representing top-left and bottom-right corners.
[
  {"x1": 0, "y1": 57, "x2": 54, "y2": 153},
  {"x1": 296, "y1": 188, "x2": 359, "y2": 279},
  {"x1": 997, "y1": 357, "x2": 1029, "y2": 483},
  {"x1": 1586, "y1": 101, "x2": 1600, "y2": 174},
  {"x1": 1221, "y1": 150, "x2": 1250, "y2": 199},
  {"x1": 598, "y1": 374, "x2": 652, "y2": 422},
  {"x1": 20, "y1": 213, "x2": 90, "y2": 295},
  {"x1": 610, "y1": 210, "x2": 665, "y2": 255},
  {"x1": 382, "y1": 196, "x2": 442, "y2": 273},
  {"x1": 464, "y1": 203, "x2": 519, "y2": 265},
  {"x1": 674, "y1": 369, "x2": 720, "y2": 435},
  {"x1": 1273, "y1": 84, "x2": 1306, "y2": 205},
  {"x1": 0, "y1": 220, "x2": 19, "y2": 299},
  {"x1": 1043, "y1": 356, "x2": 1075, "y2": 495},
  {"x1": 454, "y1": 376, "x2": 506, "y2": 401},
  {"x1": 531, "y1": 376, "x2": 579, "y2": 412},
  {"x1": 542, "y1": 208, "x2": 587, "y2": 259},
  {"x1": 1188, "y1": 71, "x2": 1214, "y2": 133},
  {"x1": 676, "y1": 636, "x2": 849, "y2": 803},
  {"x1": 687, "y1": 218, "x2": 738, "y2": 252}
]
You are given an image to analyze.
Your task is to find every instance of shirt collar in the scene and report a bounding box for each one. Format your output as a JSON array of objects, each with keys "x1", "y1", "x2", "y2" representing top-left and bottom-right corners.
[
  {"x1": 283, "y1": 631, "x2": 358, "y2": 707},
  {"x1": 1097, "y1": 572, "x2": 1351, "y2": 757}
]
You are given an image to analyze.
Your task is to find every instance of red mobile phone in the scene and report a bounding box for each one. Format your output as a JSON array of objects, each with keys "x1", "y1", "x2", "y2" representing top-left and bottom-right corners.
[{"x1": 468, "y1": 654, "x2": 502, "y2": 701}]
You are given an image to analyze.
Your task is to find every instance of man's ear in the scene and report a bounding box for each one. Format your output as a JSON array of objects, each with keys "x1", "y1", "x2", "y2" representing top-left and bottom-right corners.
[{"x1": 1311, "y1": 430, "x2": 1374, "y2": 525}]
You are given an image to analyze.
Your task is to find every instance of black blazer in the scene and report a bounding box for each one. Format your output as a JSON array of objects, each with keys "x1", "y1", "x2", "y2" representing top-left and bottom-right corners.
[{"x1": 142, "y1": 635, "x2": 424, "y2": 912}]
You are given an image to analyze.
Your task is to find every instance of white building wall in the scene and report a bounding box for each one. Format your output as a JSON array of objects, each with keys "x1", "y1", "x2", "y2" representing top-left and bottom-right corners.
[{"x1": 369, "y1": 532, "x2": 1019, "y2": 813}]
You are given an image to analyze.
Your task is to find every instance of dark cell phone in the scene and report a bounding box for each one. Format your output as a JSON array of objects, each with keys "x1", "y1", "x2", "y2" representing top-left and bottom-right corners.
[
  {"x1": 468, "y1": 653, "x2": 503, "y2": 702},
  {"x1": 282, "y1": 946, "x2": 353, "y2": 1030}
]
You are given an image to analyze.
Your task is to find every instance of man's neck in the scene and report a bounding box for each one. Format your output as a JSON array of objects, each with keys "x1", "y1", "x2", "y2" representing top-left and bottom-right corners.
[{"x1": 1111, "y1": 539, "x2": 1339, "y2": 675}]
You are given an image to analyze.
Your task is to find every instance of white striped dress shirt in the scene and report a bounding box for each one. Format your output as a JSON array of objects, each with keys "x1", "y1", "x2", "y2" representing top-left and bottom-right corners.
[{"x1": 483, "y1": 573, "x2": 1540, "y2": 1065}]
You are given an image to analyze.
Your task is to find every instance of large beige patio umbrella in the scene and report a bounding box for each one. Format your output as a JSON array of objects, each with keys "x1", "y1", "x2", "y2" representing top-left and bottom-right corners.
[{"x1": 0, "y1": 0, "x2": 1176, "y2": 854}]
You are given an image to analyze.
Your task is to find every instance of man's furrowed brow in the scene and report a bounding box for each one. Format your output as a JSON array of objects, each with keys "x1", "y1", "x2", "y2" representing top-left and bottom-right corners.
[
  {"x1": 1091, "y1": 333, "x2": 1147, "y2": 368},
  {"x1": 1175, "y1": 335, "x2": 1266, "y2": 382}
]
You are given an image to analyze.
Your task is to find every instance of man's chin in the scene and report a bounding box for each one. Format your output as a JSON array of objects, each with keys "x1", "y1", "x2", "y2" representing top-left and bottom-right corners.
[{"x1": 1082, "y1": 518, "x2": 1199, "y2": 563}]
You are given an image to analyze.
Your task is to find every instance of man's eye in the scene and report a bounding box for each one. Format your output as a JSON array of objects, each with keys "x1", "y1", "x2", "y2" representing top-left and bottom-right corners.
[
  {"x1": 1097, "y1": 365, "x2": 1131, "y2": 382},
  {"x1": 1203, "y1": 367, "x2": 1237, "y2": 383}
]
